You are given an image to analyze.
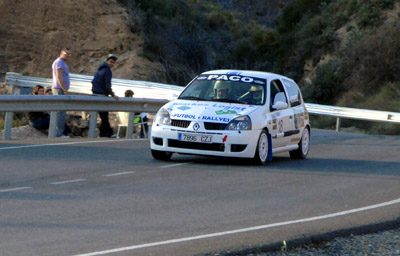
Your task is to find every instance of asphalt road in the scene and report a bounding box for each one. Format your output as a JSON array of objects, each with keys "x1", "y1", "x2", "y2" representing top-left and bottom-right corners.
[{"x1": 0, "y1": 129, "x2": 399, "y2": 256}]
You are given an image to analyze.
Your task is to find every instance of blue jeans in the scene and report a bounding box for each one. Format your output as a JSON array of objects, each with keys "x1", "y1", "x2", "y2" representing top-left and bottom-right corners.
[
  {"x1": 31, "y1": 116, "x2": 50, "y2": 130},
  {"x1": 52, "y1": 88, "x2": 67, "y2": 136}
]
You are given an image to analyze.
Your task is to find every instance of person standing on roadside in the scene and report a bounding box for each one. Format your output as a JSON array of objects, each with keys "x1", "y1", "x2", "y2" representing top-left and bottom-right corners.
[
  {"x1": 91, "y1": 54, "x2": 119, "y2": 138},
  {"x1": 52, "y1": 48, "x2": 71, "y2": 138}
]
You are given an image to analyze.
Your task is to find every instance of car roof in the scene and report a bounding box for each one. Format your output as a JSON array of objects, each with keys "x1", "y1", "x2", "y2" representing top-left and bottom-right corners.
[{"x1": 201, "y1": 70, "x2": 295, "y2": 83}]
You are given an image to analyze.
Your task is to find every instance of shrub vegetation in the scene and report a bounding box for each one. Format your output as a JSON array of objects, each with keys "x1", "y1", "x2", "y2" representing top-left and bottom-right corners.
[{"x1": 118, "y1": 0, "x2": 400, "y2": 134}]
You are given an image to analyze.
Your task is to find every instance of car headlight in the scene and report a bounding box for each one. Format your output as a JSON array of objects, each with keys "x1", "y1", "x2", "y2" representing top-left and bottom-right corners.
[
  {"x1": 155, "y1": 108, "x2": 171, "y2": 125},
  {"x1": 226, "y1": 115, "x2": 252, "y2": 130}
]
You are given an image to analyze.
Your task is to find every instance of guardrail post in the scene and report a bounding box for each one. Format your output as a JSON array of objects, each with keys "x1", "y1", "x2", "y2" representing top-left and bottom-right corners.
[
  {"x1": 126, "y1": 112, "x2": 135, "y2": 139},
  {"x1": 88, "y1": 111, "x2": 97, "y2": 138},
  {"x1": 3, "y1": 112, "x2": 13, "y2": 140},
  {"x1": 336, "y1": 117, "x2": 341, "y2": 132},
  {"x1": 49, "y1": 111, "x2": 58, "y2": 138}
]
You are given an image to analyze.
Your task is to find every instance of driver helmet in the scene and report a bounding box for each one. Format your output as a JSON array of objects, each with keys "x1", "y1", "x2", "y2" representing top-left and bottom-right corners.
[
  {"x1": 214, "y1": 81, "x2": 231, "y2": 91},
  {"x1": 214, "y1": 81, "x2": 231, "y2": 97},
  {"x1": 249, "y1": 85, "x2": 263, "y2": 92},
  {"x1": 249, "y1": 85, "x2": 263, "y2": 100}
]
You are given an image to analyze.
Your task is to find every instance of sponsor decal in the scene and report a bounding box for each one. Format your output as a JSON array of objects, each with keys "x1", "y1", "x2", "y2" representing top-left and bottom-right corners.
[
  {"x1": 271, "y1": 112, "x2": 281, "y2": 119},
  {"x1": 278, "y1": 119, "x2": 284, "y2": 133},
  {"x1": 171, "y1": 113, "x2": 196, "y2": 119},
  {"x1": 227, "y1": 71, "x2": 242, "y2": 76},
  {"x1": 173, "y1": 102, "x2": 209, "y2": 107},
  {"x1": 177, "y1": 106, "x2": 191, "y2": 111},
  {"x1": 211, "y1": 104, "x2": 248, "y2": 111},
  {"x1": 201, "y1": 116, "x2": 230, "y2": 122},
  {"x1": 173, "y1": 102, "x2": 191, "y2": 106},
  {"x1": 271, "y1": 119, "x2": 277, "y2": 130},
  {"x1": 198, "y1": 74, "x2": 266, "y2": 84},
  {"x1": 191, "y1": 103, "x2": 209, "y2": 106},
  {"x1": 215, "y1": 109, "x2": 237, "y2": 115},
  {"x1": 293, "y1": 108, "x2": 305, "y2": 128}
]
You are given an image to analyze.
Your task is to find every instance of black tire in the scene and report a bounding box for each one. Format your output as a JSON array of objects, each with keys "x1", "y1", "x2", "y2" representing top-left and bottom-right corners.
[
  {"x1": 151, "y1": 150, "x2": 173, "y2": 161},
  {"x1": 253, "y1": 130, "x2": 270, "y2": 165},
  {"x1": 290, "y1": 127, "x2": 310, "y2": 159}
]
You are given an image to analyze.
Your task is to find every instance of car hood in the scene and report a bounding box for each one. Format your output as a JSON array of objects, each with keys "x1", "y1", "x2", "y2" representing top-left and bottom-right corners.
[{"x1": 165, "y1": 100, "x2": 259, "y2": 123}]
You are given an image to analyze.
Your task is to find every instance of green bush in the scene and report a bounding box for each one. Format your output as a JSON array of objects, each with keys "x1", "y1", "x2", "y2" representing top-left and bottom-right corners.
[
  {"x1": 309, "y1": 60, "x2": 344, "y2": 104},
  {"x1": 340, "y1": 19, "x2": 400, "y2": 98},
  {"x1": 355, "y1": 4, "x2": 383, "y2": 28}
]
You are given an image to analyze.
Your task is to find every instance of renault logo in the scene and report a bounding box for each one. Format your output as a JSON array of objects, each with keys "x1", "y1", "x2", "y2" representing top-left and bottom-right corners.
[{"x1": 193, "y1": 123, "x2": 200, "y2": 131}]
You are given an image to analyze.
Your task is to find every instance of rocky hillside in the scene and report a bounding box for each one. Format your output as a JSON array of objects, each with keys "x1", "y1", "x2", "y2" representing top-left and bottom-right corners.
[
  {"x1": 2, "y1": 0, "x2": 400, "y2": 135},
  {"x1": 0, "y1": 0, "x2": 163, "y2": 82}
]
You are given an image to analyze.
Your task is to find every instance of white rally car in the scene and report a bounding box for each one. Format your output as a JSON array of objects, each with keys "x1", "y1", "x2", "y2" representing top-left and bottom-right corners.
[{"x1": 150, "y1": 70, "x2": 310, "y2": 164}]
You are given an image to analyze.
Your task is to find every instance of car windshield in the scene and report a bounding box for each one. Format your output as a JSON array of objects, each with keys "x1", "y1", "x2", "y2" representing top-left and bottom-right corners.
[{"x1": 178, "y1": 74, "x2": 266, "y2": 105}]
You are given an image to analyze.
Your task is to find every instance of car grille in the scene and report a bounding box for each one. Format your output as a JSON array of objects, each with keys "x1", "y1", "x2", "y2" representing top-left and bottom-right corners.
[
  {"x1": 168, "y1": 139, "x2": 225, "y2": 151},
  {"x1": 171, "y1": 119, "x2": 191, "y2": 128},
  {"x1": 204, "y1": 122, "x2": 227, "y2": 130},
  {"x1": 170, "y1": 120, "x2": 227, "y2": 130}
]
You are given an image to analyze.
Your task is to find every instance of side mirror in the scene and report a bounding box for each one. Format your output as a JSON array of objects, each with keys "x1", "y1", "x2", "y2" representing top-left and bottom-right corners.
[{"x1": 272, "y1": 101, "x2": 288, "y2": 110}]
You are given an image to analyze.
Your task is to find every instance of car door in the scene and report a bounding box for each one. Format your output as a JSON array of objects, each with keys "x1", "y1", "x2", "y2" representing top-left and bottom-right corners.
[
  {"x1": 269, "y1": 79, "x2": 294, "y2": 148},
  {"x1": 282, "y1": 78, "x2": 306, "y2": 145}
]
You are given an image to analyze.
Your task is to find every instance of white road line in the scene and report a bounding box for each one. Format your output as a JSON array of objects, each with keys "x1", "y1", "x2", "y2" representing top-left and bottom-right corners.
[
  {"x1": 0, "y1": 187, "x2": 31, "y2": 193},
  {"x1": 103, "y1": 171, "x2": 135, "y2": 177},
  {"x1": 0, "y1": 139, "x2": 134, "y2": 150},
  {"x1": 50, "y1": 179, "x2": 86, "y2": 185},
  {"x1": 159, "y1": 162, "x2": 191, "y2": 168},
  {"x1": 71, "y1": 197, "x2": 400, "y2": 256}
]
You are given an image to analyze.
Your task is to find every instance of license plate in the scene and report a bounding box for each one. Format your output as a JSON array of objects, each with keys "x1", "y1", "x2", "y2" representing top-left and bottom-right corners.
[{"x1": 178, "y1": 133, "x2": 213, "y2": 143}]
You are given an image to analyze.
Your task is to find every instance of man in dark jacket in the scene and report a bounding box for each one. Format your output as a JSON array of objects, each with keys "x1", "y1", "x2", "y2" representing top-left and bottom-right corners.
[{"x1": 92, "y1": 54, "x2": 119, "y2": 137}]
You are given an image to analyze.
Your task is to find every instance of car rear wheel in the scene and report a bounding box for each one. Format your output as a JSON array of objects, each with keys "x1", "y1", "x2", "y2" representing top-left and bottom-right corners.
[
  {"x1": 253, "y1": 130, "x2": 269, "y2": 165},
  {"x1": 290, "y1": 127, "x2": 310, "y2": 159},
  {"x1": 151, "y1": 150, "x2": 173, "y2": 161}
]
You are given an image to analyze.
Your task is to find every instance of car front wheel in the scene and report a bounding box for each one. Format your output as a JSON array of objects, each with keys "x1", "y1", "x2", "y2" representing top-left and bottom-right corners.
[
  {"x1": 253, "y1": 130, "x2": 269, "y2": 165},
  {"x1": 151, "y1": 150, "x2": 173, "y2": 161},
  {"x1": 290, "y1": 127, "x2": 310, "y2": 159}
]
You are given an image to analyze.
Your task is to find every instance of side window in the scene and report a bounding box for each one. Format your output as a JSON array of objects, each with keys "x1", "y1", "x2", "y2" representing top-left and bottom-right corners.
[
  {"x1": 270, "y1": 79, "x2": 288, "y2": 111},
  {"x1": 283, "y1": 79, "x2": 301, "y2": 107}
]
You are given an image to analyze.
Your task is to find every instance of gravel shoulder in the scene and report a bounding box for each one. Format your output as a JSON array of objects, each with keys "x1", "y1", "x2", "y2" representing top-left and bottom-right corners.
[{"x1": 250, "y1": 227, "x2": 400, "y2": 256}]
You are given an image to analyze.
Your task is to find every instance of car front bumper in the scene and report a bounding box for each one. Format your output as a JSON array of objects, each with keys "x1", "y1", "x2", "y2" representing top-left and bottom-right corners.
[{"x1": 150, "y1": 124, "x2": 261, "y2": 158}]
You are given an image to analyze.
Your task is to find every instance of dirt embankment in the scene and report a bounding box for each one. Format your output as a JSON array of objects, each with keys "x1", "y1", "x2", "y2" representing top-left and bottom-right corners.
[{"x1": 0, "y1": 0, "x2": 164, "y2": 83}]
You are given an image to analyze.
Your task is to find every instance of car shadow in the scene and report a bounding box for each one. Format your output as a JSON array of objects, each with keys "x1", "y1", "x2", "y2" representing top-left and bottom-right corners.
[{"x1": 169, "y1": 154, "x2": 400, "y2": 177}]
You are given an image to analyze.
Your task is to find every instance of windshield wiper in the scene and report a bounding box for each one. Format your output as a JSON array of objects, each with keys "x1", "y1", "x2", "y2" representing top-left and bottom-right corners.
[{"x1": 179, "y1": 96, "x2": 206, "y2": 101}]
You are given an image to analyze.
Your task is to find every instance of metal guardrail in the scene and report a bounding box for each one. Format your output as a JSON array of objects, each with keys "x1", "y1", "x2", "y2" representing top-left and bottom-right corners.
[
  {"x1": 0, "y1": 95, "x2": 167, "y2": 140},
  {"x1": 5, "y1": 72, "x2": 183, "y2": 100},
  {"x1": 305, "y1": 103, "x2": 400, "y2": 131},
  {"x1": 2, "y1": 73, "x2": 400, "y2": 140}
]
